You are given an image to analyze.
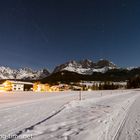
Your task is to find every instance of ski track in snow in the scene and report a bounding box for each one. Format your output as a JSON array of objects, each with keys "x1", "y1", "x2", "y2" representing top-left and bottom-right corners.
[
  {"x1": 115, "y1": 90, "x2": 140, "y2": 140},
  {"x1": 0, "y1": 90, "x2": 139, "y2": 140}
]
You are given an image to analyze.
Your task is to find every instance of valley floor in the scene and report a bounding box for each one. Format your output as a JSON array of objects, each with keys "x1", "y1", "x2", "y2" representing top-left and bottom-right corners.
[{"x1": 0, "y1": 90, "x2": 139, "y2": 140}]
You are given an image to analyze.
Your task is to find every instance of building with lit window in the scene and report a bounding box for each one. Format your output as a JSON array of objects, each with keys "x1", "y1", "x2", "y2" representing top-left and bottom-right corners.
[{"x1": 0, "y1": 80, "x2": 33, "y2": 91}]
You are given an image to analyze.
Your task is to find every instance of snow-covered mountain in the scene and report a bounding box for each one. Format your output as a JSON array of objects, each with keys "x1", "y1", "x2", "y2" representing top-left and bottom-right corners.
[
  {"x1": 0, "y1": 59, "x2": 118, "y2": 80},
  {"x1": 53, "y1": 59, "x2": 117, "y2": 75},
  {"x1": 0, "y1": 66, "x2": 50, "y2": 80}
]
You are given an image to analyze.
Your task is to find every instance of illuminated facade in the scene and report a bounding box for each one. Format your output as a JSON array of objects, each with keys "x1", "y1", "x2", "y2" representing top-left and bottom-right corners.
[
  {"x1": 0, "y1": 81, "x2": 12, "y2": 91},
  {"x1": 0, "y1": 80, "x2": 33, "y2": 91},
  {"x1": 33, "y1": 82, "x2": 59, "y2": 92}
]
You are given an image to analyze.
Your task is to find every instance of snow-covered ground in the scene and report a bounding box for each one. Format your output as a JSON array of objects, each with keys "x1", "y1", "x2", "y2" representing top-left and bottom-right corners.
[{"x1": 0, "y1": 90, "x2": 139, "y2": 140}]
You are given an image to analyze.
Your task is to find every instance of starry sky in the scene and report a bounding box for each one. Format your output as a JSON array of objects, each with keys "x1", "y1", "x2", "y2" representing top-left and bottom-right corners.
[{"x1": 0, "y1": 0, "x2": 140, "y2": 71}]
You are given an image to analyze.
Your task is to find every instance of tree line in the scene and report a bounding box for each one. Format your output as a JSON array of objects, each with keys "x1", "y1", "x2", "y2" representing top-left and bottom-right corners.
[{"x1": 127, "y1": 76, "x2": 140, "y2": 89}]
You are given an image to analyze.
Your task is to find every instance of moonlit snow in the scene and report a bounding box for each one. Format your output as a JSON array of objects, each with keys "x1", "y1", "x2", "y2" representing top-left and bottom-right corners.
[{"x1": 0, "y1": 90, "x2": 139, "y2": 140}]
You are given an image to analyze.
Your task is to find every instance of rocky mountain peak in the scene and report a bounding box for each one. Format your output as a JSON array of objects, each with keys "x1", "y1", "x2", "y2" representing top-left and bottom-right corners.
[{"x1": 53, "y1": 59, "x2": 117, "y2": 75}]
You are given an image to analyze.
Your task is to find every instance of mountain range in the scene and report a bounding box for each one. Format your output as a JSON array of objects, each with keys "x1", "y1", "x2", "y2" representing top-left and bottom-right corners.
[
  {"x1": 0, "y1": 67, "x2": 50, "y2": 80},
  {"x1": 0, "y1": 59, "x2": 116, "y2": 80},
  {"x1": 53, "y1": 59, "x2": 117, "y2": 75},
  {"x1": 0, "y1": 59, "x2": 140, "y2": 83}
]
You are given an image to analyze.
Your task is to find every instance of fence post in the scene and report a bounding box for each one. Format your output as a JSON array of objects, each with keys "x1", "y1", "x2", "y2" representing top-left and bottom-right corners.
[{"x1": 79, "y1": 90, "x2": 82, "y2": 101}]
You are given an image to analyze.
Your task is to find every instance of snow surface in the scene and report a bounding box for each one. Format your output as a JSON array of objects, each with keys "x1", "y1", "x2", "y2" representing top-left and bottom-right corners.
[
  {"x1": 0, "y1": 90, "x2": 139, "y2": 140},
  {"x1": 116, "y1": 90, "x2": 140, "y2": 140}
]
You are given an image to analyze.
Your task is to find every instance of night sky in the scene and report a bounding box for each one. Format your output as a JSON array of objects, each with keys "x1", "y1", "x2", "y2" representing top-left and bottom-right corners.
[{"x1": 0, "y1": 0, "x2": 140, "y2": 71}]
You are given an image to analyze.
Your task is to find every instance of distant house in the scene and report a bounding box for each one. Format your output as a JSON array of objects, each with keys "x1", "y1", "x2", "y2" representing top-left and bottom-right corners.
[
  {"x1": 33, "y1": 82, "x2": 51, "y2": 92},
  {"x1": 0, "y1": 80, "x2": 33, "y2": 91},
  {"x1": 56, "y1": 84, "x2": 70, "y2": 91},
  {"x1": 33, "y1": 82, "x2": 60, "y2": 92},
  {"x1": 72, "y1": 86, "x2": 82, "y2": 91},
  {"x1": 10, "y1": 81, "x2": 33, "y2": 91},
  {"x1": 0, "y1": 80, "x2": 12, "y2": 91}
]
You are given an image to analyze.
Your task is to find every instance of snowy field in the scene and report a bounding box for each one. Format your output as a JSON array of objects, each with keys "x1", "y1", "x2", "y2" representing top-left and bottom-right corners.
[{"x1": 0, "y1": 90, "x2": 139, "y2": 140}]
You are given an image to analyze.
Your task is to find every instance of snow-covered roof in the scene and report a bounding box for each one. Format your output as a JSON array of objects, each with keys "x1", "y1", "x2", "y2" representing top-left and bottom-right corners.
[{"x1": 9, "y1": 80, "x2": 33, "y2": 85}]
